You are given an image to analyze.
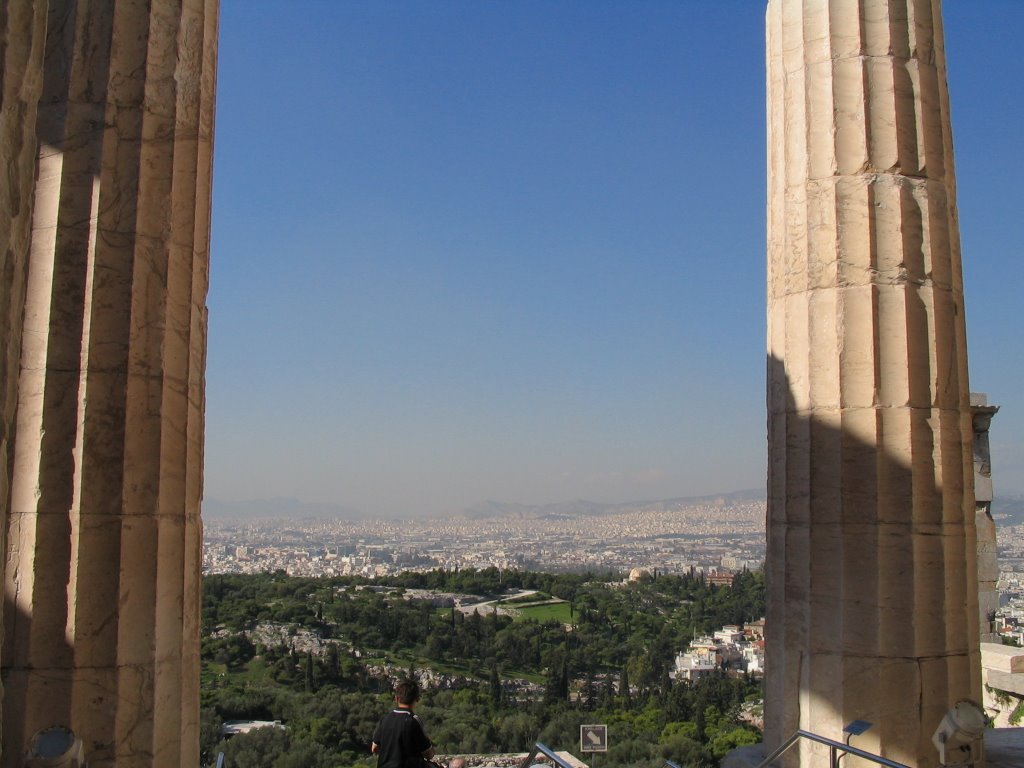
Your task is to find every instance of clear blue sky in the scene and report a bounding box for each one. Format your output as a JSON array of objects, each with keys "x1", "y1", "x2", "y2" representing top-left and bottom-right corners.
[{"x1": 206, "y1": 2, "x2": 1024, "y2": 517}]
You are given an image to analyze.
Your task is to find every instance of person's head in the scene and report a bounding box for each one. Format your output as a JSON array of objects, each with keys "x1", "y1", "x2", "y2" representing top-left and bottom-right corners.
[
  {"x1": 394, "y1": 678, "x2": 421, "y2": 707},
  {"x1": 449, "y1": 759, "x2": 467, "y2": 768}
]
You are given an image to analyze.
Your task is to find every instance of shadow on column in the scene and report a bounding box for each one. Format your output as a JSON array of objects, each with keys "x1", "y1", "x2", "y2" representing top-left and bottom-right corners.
[{"x1": 760, "y1": 354, "x2": 979, "y2": 768}]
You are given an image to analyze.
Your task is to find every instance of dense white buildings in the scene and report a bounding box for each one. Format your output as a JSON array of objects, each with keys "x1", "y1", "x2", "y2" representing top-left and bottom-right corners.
[
  {"x1": 673, "y1": 622, "x2": 765, "y2": 681},
  {"x1": 202, "y1": 499, "x2": 767, "y2": 577}
]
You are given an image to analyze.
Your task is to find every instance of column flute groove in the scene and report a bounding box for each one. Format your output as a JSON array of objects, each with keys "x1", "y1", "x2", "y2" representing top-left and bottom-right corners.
[
  {"x1": 766, "y1": 1, "x2": 978, "y2": 766},
  {"x1": 0, "y1": 2, "x2": 218, "y2": 766}
]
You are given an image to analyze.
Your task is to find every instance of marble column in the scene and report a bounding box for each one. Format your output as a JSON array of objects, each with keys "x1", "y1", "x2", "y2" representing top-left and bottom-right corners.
[
  {"x1": 971, "y1": 394, "x2": 999, "y2": 643},
  {"x1": 0, "y1": 10, "x2": 49, "y2": 734},
  {"x1": 0, "y1": 1, "x2": 218, "y2": 766},
  {"x1": 766, "y1": 1, "x2": 980, "y2": 766}
]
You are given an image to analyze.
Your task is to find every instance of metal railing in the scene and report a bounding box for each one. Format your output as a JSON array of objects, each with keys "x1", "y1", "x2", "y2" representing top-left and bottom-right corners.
[
  {"x1": 522, "y1": 741, "x2": 578, "y2": 768},
  {"x1": 755, "y1": 730, "x2": 911, "y2": 768}
]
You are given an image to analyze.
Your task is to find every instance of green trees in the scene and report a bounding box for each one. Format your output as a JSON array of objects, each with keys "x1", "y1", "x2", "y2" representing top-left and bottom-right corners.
[
  {"x1": 203, "y1": 633, "x2": 256, "y2": 668},
  {"x1": 304, "y1": 653, "x2": 315, "y2": 693},
  {"x1": 201, "y1": 568, "x2": 765, "y2": 767},
  {"x1": 217, "y1": 727, "x2": 289, "y2": 768},
  {"x1": 489, "y1": 662, "x2": 502, "y2": 706},
  {"x1": 543, "y1": 651, "x2": 570, "y2": 704}
]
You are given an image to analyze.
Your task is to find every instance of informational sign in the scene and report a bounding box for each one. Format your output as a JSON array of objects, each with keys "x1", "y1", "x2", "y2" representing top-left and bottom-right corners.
[
  {"x1": 843, "y1": 720, "x2": 872, "y2": 737},
  {"x1": 580, "y1": 724, "x2": 608, "y2": 753}
]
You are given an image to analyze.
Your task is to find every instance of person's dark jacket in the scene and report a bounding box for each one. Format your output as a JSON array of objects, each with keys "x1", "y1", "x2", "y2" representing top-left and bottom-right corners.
[{"x1": 372, "y1": 708, "x2": 432, "y2": 768}]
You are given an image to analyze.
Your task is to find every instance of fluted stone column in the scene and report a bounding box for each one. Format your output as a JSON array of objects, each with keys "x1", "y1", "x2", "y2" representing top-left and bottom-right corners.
[
  {"x1": 0, "y1": 7, "x2": 49, "y2": 437},
  {"x1": 766, "y1": 2, "x2": 979, "y2": 767},
  {"x1": 0, "y1": 1, "x2": 218, "y2": 766},
  {"x1": 0, "y1": 10, "x2": 49, "y2": 733}
]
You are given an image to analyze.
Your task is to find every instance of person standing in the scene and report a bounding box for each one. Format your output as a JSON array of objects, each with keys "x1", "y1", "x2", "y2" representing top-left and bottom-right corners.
[{"x1": 371, "y1": 679, "x2": 435, "y2": 768}]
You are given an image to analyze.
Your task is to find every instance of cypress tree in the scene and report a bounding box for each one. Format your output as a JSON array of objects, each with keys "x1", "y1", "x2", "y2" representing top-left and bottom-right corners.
[
  {"x1": 582, "y1": 671, "x2": 596, "y2": 711},
  {"x1": 325, "y1": 642, "x2": 340, "y2": 683},
  {"x1": 600, "y1": 674, "x2": 615, "y2": 707},
  {"x1": 305, "y1": 652, "x2": 315, "y2": 693},
  {"x1": 489, "y1": 662, "x2": 502, "y2": 706}
]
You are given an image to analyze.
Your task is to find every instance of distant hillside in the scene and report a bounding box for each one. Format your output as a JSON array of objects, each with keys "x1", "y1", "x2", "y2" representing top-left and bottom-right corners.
[
  {"x1": 993, "y1": 494, "x2": 1024, "y2": 527},
  {"x1": 202, "y1": 497, "x2": 364, "y2": 520},
  {"x1": 462, "y1": 489, "x2": 766, "y2": 520},
  {"x1": 203, "y1": 489, "x2": 768, "y2": 522}
]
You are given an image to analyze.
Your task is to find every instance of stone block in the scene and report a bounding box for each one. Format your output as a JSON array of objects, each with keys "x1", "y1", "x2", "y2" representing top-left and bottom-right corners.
[{"x1": 981, "y1": 643, "x2": 1024, "y2": 675}]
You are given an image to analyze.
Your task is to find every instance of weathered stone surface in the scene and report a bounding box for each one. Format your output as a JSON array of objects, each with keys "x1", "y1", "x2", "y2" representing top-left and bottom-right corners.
[
  {"x1": 981, "y1": 643, "x2": 1024, "y2": 676},
  {"x1": 981, "y1": 644, "x2": 1024, "y2": 727},
  {"x1": 0, "y1": 0, "x2": 49, "y2": 737},
  {"x1": 766, "y1": 2, "x2": 979, "y2": 766},
  {"x1": 972, "y1": 395, "x2": 1000, "y2": 641},
  {"x1": 985, "y1": 728, "x2": 1024, "y2": 768},
  {"x1": 0, "y1": 1, "x2": 218, "y2": 765}
]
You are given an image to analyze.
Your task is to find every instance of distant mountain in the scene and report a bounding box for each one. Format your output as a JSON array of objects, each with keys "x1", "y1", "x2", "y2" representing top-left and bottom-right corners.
[
  {"x1": 992, "y1": 494, "x2": 1024, "y2": 527},
  {"x1": 462, "y1": 489, "x2": 766, "y2": 520},
  {"x1": 201, "y1": 489, "x2": 1023, "y2": 525},
  {"x1": 462, "y1": 499, "x2": 617, "y2": 519},
  {"x1": 202, "y1": 497, "x2": 364, "y2": 520}
]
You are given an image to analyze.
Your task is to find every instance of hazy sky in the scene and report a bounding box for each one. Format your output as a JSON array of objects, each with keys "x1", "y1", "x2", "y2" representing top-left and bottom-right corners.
[{"x1": 205, "y1": 2, "x2": 1024, "y2": 517}]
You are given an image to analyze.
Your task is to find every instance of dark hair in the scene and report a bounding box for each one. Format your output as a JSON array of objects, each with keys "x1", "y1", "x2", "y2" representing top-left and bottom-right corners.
[{"x1": 394, "y1": 679, "x2": 420, "y2": 705}]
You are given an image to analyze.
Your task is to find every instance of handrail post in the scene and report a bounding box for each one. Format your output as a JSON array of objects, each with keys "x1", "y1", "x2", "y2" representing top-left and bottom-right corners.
[
  {"x1": 523, "y1": 742, "x2": 576, "y2": 768},
  {"x1": 754, "y1": 729, "x2": 910, "y2": 768}
]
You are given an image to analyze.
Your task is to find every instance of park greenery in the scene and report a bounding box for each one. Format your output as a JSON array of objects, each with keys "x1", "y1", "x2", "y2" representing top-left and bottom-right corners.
[{"x1": 201, "y1": 568, "x2": 765, "y2": 767}]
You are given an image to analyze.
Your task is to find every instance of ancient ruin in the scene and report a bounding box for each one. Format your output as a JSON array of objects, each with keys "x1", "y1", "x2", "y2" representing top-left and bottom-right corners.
[
  {"x1": 973, "y1": 394, "x2": 1000, "y2": 642},
  {"x1": 0, "y1": 1, "x2": 218, "y2": 765},
  {"x1": 0, "y1": 0, "x2": 1004, "y2": 766},
  {"x1": 765, "y1": 1, "x2": 981, "y2": 766}
]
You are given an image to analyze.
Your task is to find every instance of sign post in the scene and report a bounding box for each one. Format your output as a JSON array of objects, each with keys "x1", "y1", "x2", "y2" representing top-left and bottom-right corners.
[{"x1": 580, "y1": 724, "x2": 608, "y2": 768}]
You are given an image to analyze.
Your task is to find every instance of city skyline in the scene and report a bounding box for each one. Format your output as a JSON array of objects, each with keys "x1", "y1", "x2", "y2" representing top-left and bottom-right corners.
[{"x1": 206, "y1": 3, "x2": 1024, "y2": 517}]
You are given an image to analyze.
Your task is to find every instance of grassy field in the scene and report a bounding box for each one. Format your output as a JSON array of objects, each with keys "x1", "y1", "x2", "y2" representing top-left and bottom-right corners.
[
  {"x1": 514, "y1": 601, "x2": 573, "y2": 625},
  {"x1": 502, "y1": 591, "x2": 551, "y2": 604},
  {"x1": 200, "y1": 658, "x2": 277, "y2": 690}
]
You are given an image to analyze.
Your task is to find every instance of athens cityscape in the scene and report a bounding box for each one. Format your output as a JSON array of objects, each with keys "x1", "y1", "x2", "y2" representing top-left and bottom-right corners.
[
  {"x1": 196, "y1": 488, "x2": 1024, "y2": 765},
  {"x1": 202, "y1": 493, "x2": 1024, "y2": 638},
  {"x1": 202, "y1": 494, "x2": 766, "y2": 577}
]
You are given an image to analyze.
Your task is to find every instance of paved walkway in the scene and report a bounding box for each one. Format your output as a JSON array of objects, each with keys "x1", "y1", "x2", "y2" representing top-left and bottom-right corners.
[{"x1": 986, "y1": 727, "x2": 1024, "y2": 768}]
